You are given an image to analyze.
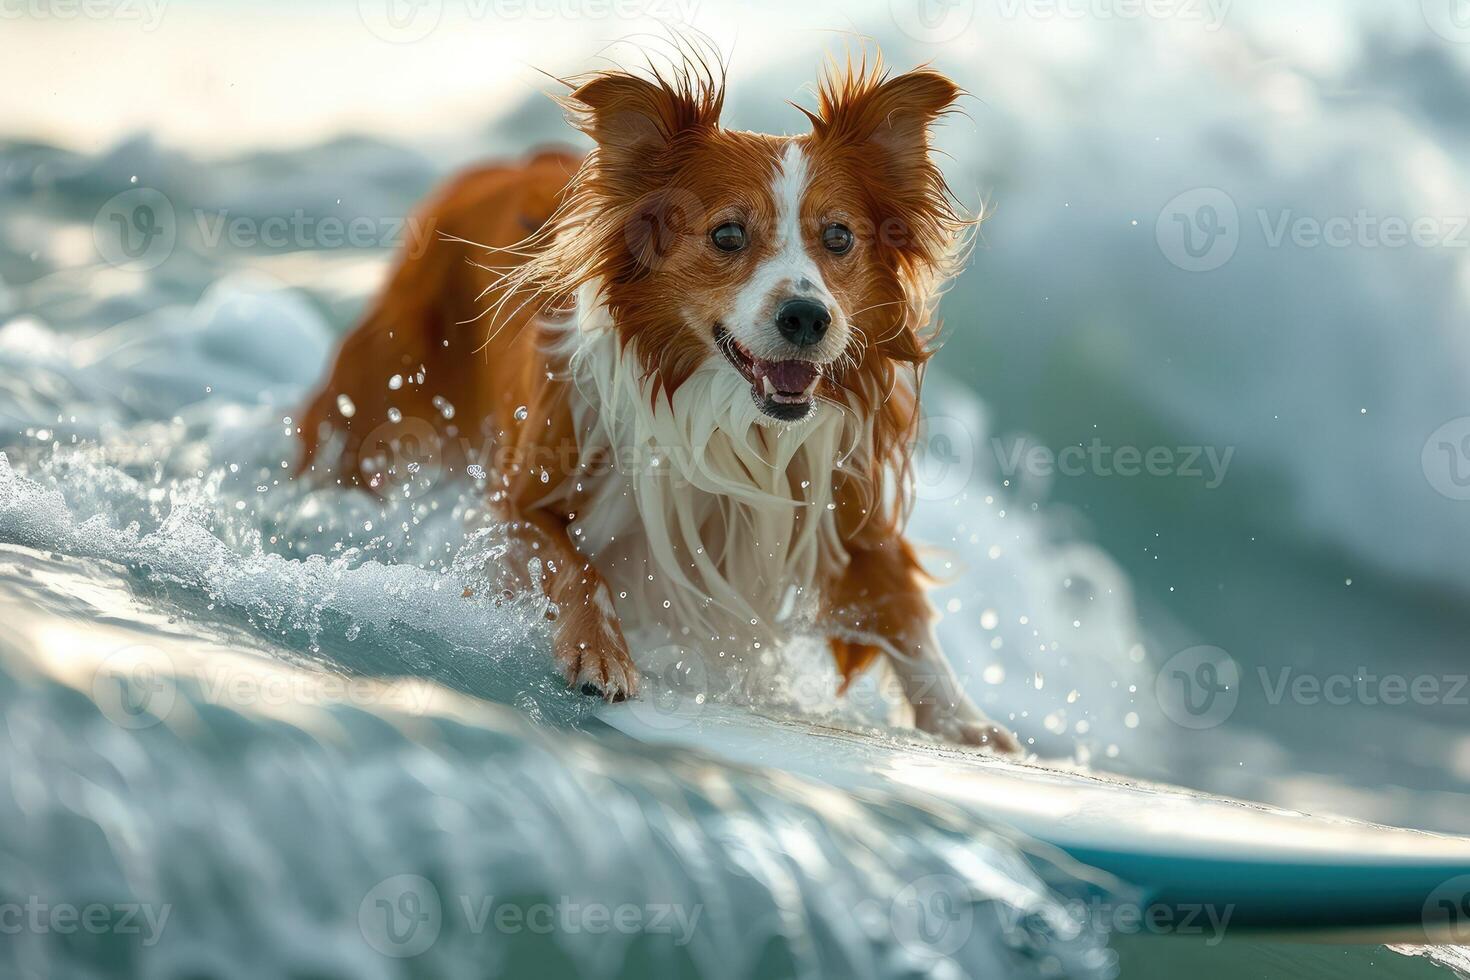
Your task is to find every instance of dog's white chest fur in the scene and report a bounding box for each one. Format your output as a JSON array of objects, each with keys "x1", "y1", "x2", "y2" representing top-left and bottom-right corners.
[{"x1": 541, "y1": 283, "x2": 857, "y2": 653}]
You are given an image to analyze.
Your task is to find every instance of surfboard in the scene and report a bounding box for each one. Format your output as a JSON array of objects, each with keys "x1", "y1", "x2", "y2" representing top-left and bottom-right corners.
[{"x1": 595, "y1": 700, "x2": 1470, "y2": 943}]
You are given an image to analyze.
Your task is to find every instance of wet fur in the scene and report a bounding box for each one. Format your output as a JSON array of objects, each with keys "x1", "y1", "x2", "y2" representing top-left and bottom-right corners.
[{"x1": 297, "y1": 52, "x2": 1017, "y2": 752}]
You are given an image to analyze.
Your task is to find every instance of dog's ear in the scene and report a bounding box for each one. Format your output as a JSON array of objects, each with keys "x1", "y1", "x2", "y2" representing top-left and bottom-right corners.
[
  {"x1": 567, "y1": 72, "x2": 723, "y2": 179},
  {"x1": 805, "y1": 65, "x2": 969, "y2": 365},
  {"x1": 804, "y1": 66, "x2": 960, "y2": 189}
]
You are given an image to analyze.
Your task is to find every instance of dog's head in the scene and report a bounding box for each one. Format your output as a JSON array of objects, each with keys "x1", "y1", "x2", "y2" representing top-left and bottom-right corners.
[{"x1": 537, "y1": 55, "x2": 971, "y2": 428}]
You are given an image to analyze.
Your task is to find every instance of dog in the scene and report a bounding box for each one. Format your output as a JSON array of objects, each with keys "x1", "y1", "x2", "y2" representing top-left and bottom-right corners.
[{"x1": 297, "y1": 53, "x2": 1019, "y2": 753}]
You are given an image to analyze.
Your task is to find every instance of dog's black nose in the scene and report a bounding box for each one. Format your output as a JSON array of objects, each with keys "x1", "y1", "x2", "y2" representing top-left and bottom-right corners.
[{"x1": 775, "y1": 298, "x2": 831, "y2": 347}]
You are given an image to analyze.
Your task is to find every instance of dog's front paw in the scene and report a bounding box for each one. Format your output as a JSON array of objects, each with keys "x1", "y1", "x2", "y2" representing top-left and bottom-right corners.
[
  {"x1": 913, "y1": 701, "x2": 1022, "y2": 755},
  {"x1": 554, "y1": 597, "x2": 639, "y2": 702}
]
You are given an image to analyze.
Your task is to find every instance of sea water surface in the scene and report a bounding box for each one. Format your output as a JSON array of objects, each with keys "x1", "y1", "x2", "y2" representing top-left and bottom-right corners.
[
  {"x1": 7, "y1": 4, "x2": 1470, "y2": 972},
  {"x1": 0, "y1": 136, "x2": 1147, "y2": 977}
]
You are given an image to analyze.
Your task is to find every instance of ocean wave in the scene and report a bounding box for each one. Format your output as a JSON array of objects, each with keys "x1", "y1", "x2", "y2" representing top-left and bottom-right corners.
[
  {"x1": 0, "y1": 540, "x2": 1113, "y2": 979},
  {"x1": 0, "y1": 129, "x2": 1158, "y2": 979}
]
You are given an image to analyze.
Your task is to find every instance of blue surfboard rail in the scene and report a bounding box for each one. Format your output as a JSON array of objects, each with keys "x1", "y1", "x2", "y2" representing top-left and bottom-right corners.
[{"x1": 1066, "y1": 849, "x2": 1470, "y2": 936}]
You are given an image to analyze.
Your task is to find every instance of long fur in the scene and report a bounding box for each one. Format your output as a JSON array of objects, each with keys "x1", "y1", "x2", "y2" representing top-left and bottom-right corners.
[
  {"x1": 484, "y1": 48, "x2": 974, "y2": 545},
  {"x1": 295, "y1": 47, "x2": 1016, "y2": 751},
  {"x1": 539, "y1": 280, "x2": 860, "y2": 655}
]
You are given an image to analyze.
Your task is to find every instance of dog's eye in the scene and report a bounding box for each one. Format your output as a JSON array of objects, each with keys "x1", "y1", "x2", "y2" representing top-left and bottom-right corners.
[
  {"x1": 710, "y1": 222, "x2": 747, "y2": 253},
  {"x1": 822, "y1": 223, "x2": 854, "y2": 255}
]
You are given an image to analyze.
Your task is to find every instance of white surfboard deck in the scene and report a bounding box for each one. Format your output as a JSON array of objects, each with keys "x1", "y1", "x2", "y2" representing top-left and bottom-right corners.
[{"x1": 596, "y1": 700, "x2": 1470, "y2": 943}]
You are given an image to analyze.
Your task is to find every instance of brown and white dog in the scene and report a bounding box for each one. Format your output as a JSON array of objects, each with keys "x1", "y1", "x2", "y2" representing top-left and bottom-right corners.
[{"x1": 297, "y1": 54, "x2": 1018, "y2": 752}]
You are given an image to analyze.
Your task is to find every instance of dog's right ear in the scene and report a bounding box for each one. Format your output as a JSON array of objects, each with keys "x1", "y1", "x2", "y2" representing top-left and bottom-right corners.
[{"x1": 566, "y1": 71, "x2": 723, "y2": 178}]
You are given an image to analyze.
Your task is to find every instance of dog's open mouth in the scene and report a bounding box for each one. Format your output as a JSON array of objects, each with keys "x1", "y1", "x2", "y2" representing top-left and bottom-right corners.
[{"x1": 714, "y1": 326, "x2": 822, "y2": 422}]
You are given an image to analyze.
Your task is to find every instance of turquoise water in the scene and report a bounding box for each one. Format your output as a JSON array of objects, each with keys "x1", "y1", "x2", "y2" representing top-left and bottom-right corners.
[
  {"x1": 0, "y1": 134, "x2": 1132, "y2": 977},
  {"x1": 5, "y1": 3, "x2": 1470, "y2": 974},
  {"x1": 0, "y1": 539, "x2": 1113, "y2": 979}
]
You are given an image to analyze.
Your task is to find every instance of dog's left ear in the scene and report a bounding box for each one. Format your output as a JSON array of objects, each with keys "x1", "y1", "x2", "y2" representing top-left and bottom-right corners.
[
  {"x1": 806, "y1": 67, "x2": 967, "y2": 365},
  {"x1": 803, "y1": 67, "x2": 961, "y2": 191}
]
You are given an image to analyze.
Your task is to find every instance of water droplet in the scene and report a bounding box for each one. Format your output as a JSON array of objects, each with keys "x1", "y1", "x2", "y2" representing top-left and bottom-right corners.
[
  {"x1": 432, "y1": 395, "x2": 455, "y2": 419},
  {"x1": 387, "y1": 408, "x2": 402, "y2": 423},
  {"x1": 388, "y1": 374, "x2": 403, "y2": 390},
  {"x1": 514, "y1": 405, "x2": 529, "y2": 421},
  {"x1": 336, "y1": 394, "x2": 356, "y2": 418}
]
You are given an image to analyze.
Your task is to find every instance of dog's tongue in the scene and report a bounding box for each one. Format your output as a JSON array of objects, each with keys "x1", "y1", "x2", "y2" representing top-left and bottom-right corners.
[{"x1": 752, "y1": 358, "x2": 820, "y2": 396}]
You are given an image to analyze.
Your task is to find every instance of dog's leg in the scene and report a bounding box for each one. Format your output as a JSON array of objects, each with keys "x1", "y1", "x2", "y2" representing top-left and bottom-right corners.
[
  {"x1": 882, "y1": 622, "x2": 1020, "y2": 754},
  {"x1": 511, "y1": 508, "x2": 639, "y2": 701},
  {"x1": 828, "y1": 542, "x2": 1019, "y2": 754}
]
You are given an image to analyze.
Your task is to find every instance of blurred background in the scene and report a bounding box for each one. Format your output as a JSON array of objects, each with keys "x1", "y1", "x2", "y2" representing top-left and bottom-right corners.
[{"x1": 3, "y1": 0, "x2": 1470, "y2": 977}]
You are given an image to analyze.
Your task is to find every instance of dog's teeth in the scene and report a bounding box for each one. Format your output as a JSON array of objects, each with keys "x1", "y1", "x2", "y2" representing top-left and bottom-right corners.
[{"x1": 762, "y1": 376, "x2": 777, "y2": 396}]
